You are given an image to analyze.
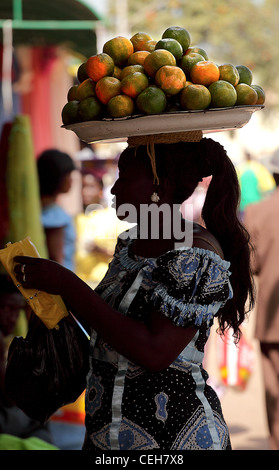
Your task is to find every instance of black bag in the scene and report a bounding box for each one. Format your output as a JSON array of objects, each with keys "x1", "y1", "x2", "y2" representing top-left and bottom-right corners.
[{"x1": 5, "y1": 312, "x2": 90, "y2": 424}]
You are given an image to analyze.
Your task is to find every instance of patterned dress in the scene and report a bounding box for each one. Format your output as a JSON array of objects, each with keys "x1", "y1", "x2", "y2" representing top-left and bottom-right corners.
[{"x1": 83, "y1": 231, "x2": 233, "y2": 450}]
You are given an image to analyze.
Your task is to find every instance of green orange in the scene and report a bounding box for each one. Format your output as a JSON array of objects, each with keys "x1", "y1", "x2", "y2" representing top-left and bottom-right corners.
[
  {"x1": 190, "y1": 61, "x2": 220, "y2": 86},
  {"x1": 130, "y1": 32, "x2": 153, "y2": 51},
  {"x1": 208, "y1": 80, "x2": 237, "y2": 107},
  {"x1": 120, "y1": 64, "x2": 145, "y2": 80},
  {"x1": 107, "y1": 95, "x2": 134, "y2": 118},
  {"x1": 218, "y1": 63, "x2": 240, "y2": 86},
  {"x1": 127, "y1": 51, "x2": 150, "y2": 66},
  {"x1": 155, "y1": 65, "x2": 186, "y2": 95},
  {"x1": 236, "y1": 65, "x2": 253, "y2": 85},
  {"x1": 78, "y1": 96, "x2": 103, "y2": 121},
  {"x1": 67, "y1": 84, "x2": 79, "y2": 101},
  {"x1": 76, "y1": 78, "x2": 96, "y2": 100},
  {"x1": 180, "y1": 53, "x2": 205, "y2": 75},
  {"x1": 185, "y1": 46, "x2": 208, "y2": 60},
  {"x1": 121, "y1": 72, "x2": 149, "y2": 98},
  {"x1": 61, "y1": 100, "x2": 80, "y2": 125},
  {"x1": 103, "y1": 36, "x2": 134, "y2": 66},
  {"x1": 112, "y1": 65, "x2": 122, "y2": 79},
  {"x1": 77, "y1": 62, "x2": 89, "y2": 82},
  {"x1": 251, "y1": 85, "x2": 265, "y2": 104},
  {"x1": 162, "y1": 26, "x2": 191, "y2": 52},
  {"x1": 180, "y1": 84, "x2": 211, "y2": 110},
  {"x1": 95, "y1": 76, "x2": 121, "y2": 104},
  {"x1": 86, "y1": 53, "x2": 114, "y2": 82},
  {"x1": 136, "y1": 86, "x2": 167, "y2": 114},
  {"x1": 235, "y1": 83, "x2": 258, "y2": 105},
  {"x1": 143, "y1": 49, "x2": 176, "y2": 78},
  {"x1": 155, "y1": 38, "x2": 183, "y2": 61}
]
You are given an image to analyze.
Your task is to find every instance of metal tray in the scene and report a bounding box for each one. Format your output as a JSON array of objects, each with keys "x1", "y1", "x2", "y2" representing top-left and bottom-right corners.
[{"x1": 63, "y1": 105, "x2": 264, "y2": 143}]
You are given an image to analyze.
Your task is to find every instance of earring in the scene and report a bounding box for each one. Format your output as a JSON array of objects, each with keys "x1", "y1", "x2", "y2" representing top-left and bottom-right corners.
[{"x1": 150, "y1": 192, "x2": 160, "y2": 203}]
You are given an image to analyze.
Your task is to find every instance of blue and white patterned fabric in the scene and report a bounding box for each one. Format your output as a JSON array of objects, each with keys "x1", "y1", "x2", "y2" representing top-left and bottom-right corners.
[{"x1": 83, "y1": 231, "x2": 233, "y2": 450}]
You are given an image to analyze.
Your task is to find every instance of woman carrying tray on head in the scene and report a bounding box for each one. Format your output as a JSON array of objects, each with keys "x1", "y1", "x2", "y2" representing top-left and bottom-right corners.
[{"x1": 14, "y1": 132, "x2": 254, "y2": 450}]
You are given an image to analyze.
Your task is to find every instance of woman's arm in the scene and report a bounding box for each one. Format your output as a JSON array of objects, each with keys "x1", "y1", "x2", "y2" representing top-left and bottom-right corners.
[{"x1": 14, "y1": 256, "x2": 196, "y2": 371}]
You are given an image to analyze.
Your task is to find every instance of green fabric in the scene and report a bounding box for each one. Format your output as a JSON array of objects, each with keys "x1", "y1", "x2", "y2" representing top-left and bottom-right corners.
[
  {"x1": 0, "y1": 434, "x2": 59, "y2": 450},
  {"x1": 6, "y1": 115, "x2": 48, "y2": 258}
]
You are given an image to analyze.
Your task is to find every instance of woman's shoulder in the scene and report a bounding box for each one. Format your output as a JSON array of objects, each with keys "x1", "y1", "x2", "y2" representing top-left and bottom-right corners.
[{"x1": 192, "y1": 223, "x2": 224, "y2": 259}]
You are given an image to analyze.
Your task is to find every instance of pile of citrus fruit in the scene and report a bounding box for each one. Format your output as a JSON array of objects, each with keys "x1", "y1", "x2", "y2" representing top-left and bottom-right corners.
[{"x1": 62, "y1": 26, "x2": 265, "y2": 125}]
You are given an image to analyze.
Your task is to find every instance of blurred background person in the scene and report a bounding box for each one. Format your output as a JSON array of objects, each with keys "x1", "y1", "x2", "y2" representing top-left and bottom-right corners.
[
  {"x1": 37, "y1": 149, "x2": 76, "y2": 271},
  {"x1": 237, "y1": 150, "x2": 275, "y2": 220},
  {"x1": 244, "y1": 148, "x2": 279, "y2": 450}
]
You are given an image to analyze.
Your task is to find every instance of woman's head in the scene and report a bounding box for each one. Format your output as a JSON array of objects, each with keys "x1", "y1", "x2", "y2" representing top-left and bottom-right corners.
[{"x1": 37, "y1": 149, "x2": 76, "y2": 197}]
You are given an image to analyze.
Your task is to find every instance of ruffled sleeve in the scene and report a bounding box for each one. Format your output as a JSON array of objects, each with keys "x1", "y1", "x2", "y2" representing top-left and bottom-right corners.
[{"x1": 151, "y1": 247, "x2": 233, "y2": 329}]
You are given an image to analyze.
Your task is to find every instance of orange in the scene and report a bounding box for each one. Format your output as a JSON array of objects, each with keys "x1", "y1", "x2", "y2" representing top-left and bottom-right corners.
[
  {"x1": 190, "y1": 61, "x2": 220, "y2": 86},
  {"x1": 77, "y1": 62, "x2": 89, "y2": 82},
  {"x1": 162, "y1": 26, "x2": 191, "y2": 52},
  {"x1": 120, "y1": 64, "x2": 145, "y2": 80},
  {"x1": 235, "y1": 83, "x2": 258, "y2": 105},
  {"x1": 95, "y1": 76, "x2": 121, "y2": 105},
  {"x1": 185, "y1": 46, "x2": 208, "y2": 60},
  {"x1": 136, "y1": 86, "x2": 167, "y2": 114},
  {"x1": 121, "y1": 72, "x2": 149, "y2": 98},
  {"x1": 67, "y1": 84, "x2": 79, "y2": 101},
  {"x1": 113, "y1": 65, "x2": 122, "y2": 79},
  {"x1": 130, "y1": 32, "x2": 153, "y2": 51},
  {"x1": 127, "y1": 51, "x2": 150, "y2": 66},
  {"x1": 155, "y1": 65, "x2": 186, "y2": 95},
  {"x1": 236, "y1": 65, "x2": 253, "y2": 85},
  {"x1": 144, "y1": 49, "x2": 176, "y2": 78},
  {"x1": 86, "y1": 53, "x2": 115, "y2": 82},
  {"x1": 103, "y1": 36, "x2": 134, "y2": 66},
  {"x1": 208, "y1": 80, "x2": 237, "y2": 108},
  {"x1": 155, "y1": 38, "x2": 183, "y2": 61},
  {"x1": 218, "y1": 63, "x2": 239, "y2": 86},
  {"x1": 180, "y1": 53, "x2": 205, "y2": 75},
  {"x1": 76, "y1": 78, "x2": 96, "y2": 100},
  {"x1": 61, "y1": 100, "x2": 80, "y2": 125},
  {"x1": 78, "y1": 96, "x2": 103, "y2": 121},
  {"x1": 107, "y1": 95, "x2": 135, "y2": 118},
  {"x1": 251, "y1": 85, "x2": 265, "y2": 104},
  {"x1": 143, "y1": 40, "x2": 157, "y2": 52},
  {"x1": 180, "y1": 84, "x2": 211, "y2": 110}
]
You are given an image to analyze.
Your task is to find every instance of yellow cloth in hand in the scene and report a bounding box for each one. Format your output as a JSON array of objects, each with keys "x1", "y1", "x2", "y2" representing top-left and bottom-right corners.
[{"x1": 0, "y1": 238, "x2": 68, "y2": 329}]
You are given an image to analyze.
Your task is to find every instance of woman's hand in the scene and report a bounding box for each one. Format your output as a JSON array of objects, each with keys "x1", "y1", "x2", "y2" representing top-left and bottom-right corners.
[{"x1": 14, "y1": 256, "x2": 68, "y2": 295}]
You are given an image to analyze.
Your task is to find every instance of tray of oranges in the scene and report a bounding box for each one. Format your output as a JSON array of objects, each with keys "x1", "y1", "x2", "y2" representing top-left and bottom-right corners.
[{"x1": 61, "y1": 27, "x2": 265, "y2": 143}]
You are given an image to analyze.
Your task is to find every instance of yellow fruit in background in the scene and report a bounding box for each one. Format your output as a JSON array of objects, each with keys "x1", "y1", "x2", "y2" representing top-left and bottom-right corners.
[
  {"x1": 162, "y1": 26, "x2": 191, "y2": 52},
  {"x1": 103, "y1": 36, "x2": 134, "y2": 66},
  {"x1": 235, "y1": 83, "x2": 258, "y2": 105},
  {"x1": 136, "y1": 86, "x2": 167, "y2": 114},
  {"x1": 180, "y1": 84, "x2": 211, "y2": 110},
  {"x1": 76, "y1": 78, "x2": 96, "y2": 101},
  {"x1": 155, "y1": 38, "x2": 183, "y2": 61},
  {"x1": 236, "y1": 65, "x2": 253, "y2": 85},
  {"x1": 251, "y1": 85, "x2": 265, "y2": 104},
  {"x1": 144, "y1": 49, "x2": 176, "y2": 78},
  {"x1": 208, "y1": 80, "x2": 237, "y2": 107},
  {"x1": 95, "y1": 76, "x2": 122, "y2": 104},
  {"x1": 107, "y1": 95, "x2": 135, "y2": 118},
  {"x1": 155, "y1": 65, "x2": 186, "y2": 95},
  {"x1": 218, "y1": 64, "x2": 240, "y2": 86},
  {"x1": 86, "y1": 53, "x2": 115, "y2": 82}
]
